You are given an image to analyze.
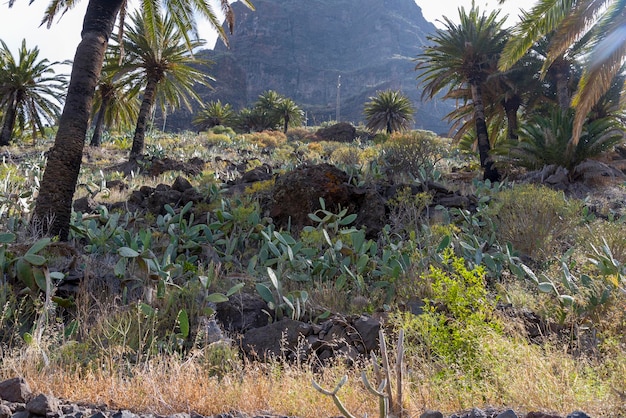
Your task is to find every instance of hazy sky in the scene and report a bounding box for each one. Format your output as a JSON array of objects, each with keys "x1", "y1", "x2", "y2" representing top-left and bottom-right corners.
[{"x1": 0, "y1": 0, "x2": 536, "y2": 67}]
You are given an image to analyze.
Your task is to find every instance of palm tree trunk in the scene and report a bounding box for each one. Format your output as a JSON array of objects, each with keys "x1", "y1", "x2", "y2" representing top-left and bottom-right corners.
[
  {"x1": 130, "y1": 77, "x2": 158, "y2": 160},
  {"x1": 552, "y1": 58, "x2": 571, "y2": 110},
  {"x1": 471, "y1": 82, "x2": 500, "y2": 182},
  {"x1": 0, "y1": 95, "x2": 17, "y2": 146},
  {"x1": 502, "y1": 95, "x2": 521, "y2": 140},
  {"x1": 283, "y1": 113, "x2": 289, "y2": 134},
  {"x1": 33, "y1": 0, "x2": 124, "y2": 239},
  {"x1": 90, "y1": 95, "x2": 110, "y2": 147}
]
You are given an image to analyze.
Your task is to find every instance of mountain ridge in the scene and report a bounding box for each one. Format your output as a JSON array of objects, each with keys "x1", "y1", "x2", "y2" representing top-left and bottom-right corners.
[{"x1": 167, "y1": 0, "x2": 452, "y2": 133}]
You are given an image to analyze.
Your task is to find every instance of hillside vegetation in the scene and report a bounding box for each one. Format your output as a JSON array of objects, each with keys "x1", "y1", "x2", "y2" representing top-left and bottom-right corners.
[{"x1": 1, "y1": 127, "x2": 626, "y2": 417}]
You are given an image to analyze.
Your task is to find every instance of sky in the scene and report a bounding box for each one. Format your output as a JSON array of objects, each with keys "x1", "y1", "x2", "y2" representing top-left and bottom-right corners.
[{"x1": 0, "y1": 0, "x2": 536, "y2": 67}]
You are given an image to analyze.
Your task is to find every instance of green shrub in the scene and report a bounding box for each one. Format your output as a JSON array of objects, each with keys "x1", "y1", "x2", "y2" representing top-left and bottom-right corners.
[
  {"x1": 486, "y1": 184, "x2": 582, "y2": 261},
  {"x1": 391, "y1": 250, "x2": 500, "y2": 378}
]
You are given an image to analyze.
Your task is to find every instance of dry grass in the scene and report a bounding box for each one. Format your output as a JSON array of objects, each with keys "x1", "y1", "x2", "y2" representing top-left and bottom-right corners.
[{"x1": 1, "y1": 328, "x2": 625, "y2": 417}]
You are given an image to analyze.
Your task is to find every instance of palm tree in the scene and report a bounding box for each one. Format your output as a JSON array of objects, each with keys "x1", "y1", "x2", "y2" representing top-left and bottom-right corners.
[
  {"x1": 0, "y1": 40, "x2": 67, "y2": 146},
  {"x1": 116, "y1": 10, "x2": 212, "y2": 160},
  {"x1": 192, "y1": 100, "x2": 236, "y2": 131},
  {"x1": 235, "y1": 91, "x2": 302, "y2": 133},
  {"x1": 363, "y1": 89, "x2": 415, "y2": 134},
  {"x1": 254, "y1": 90, "x2": 285, "y2": 131},
  {"x1": 416, "y1": 5, "x2": 507, "y2": 182},
  {"x1": 275, "y1": 97, "x2": 303, "y2": 133},
  {"x1": 90, "y1": 53, "x2": 140, "y2": 147},
  {"x1": 499, "y1": 0, "x2": 626, "y2": 157},
  {"x1": 14, "y1": 0, "x2": 254, "y2": 239}
]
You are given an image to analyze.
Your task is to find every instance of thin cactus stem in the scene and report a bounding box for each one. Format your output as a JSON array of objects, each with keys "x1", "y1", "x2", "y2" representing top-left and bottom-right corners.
[
  {"x1": 378, "y1": 328, "x2": 394, "y2": 410},
  {"x1": 312, "y1": 376, "x2": 358, "y2": 418},
  {"x1": 361, "y1": 371, "x2": 388, "y2": 418},
  {"x1": 393, "y1": 329, "x2": 405, "y2": 417},
  {"x1": 371, "y1": 351, "x2": 382, "y2": 386}
]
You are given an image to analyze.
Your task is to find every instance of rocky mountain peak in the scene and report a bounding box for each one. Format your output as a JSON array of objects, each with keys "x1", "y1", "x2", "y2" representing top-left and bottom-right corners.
[{"x1": 170, "y1": 0, "x2": 451, "y2": 132}]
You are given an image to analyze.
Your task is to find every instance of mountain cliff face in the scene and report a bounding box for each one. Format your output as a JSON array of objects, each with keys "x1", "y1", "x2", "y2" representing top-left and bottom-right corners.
[{"x1": 173, "y1": 0, "x2": 451, "y2": 133}]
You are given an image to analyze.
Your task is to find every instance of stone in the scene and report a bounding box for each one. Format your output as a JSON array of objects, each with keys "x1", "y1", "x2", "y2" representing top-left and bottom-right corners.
[
  {"x1": 216, "y1": 293, "x2": 271, "y2": 333},
  {"x1": 496, "y1": 410, "x2": 518, "y2": 418},
  {"x1": 240, "y1": 318, "x2": 312, "y2": 360},
  {"x1": 171, "y1": 176, "x2": 194, "y2": 192},
  {"x1": 12, "y1": 411, "x2": 29, "y2": 418},
  {"x1": 526, "y1": 413, "x2": 563, "y2": 418},
  {"x1": 0, "y1": 377, "x2": 32, "y2": 403},
  {"x1": 88, "y1": 412, "x2": 107, "y2": 418},
  {"x1": 419, "y1": 411, "x2": 443, "y2": 418},
  {"x1": 111, "y1": 410, "x2": 139, "y2": 418},
  {"x1": 352, "y1": 315, "x2": 380, "y2": 353},
  {"x1": 0, "y1": 404, "x2": 11, "y2": 418},
  {"x1": 463, "y1": 408, "x2": 488, "y2": 418},
  {"x1": 566, "y1": 412, "x2": 591, "y2": 418},
  {"x1": 269, "y1": 163, "x2": 355, "y2": 231},
  {"x1": 315, "y1": 123, "x2": 357, "y2": 143},
  {"x1": 26, "y1": 393, "x2": 60, "y2": 416}
]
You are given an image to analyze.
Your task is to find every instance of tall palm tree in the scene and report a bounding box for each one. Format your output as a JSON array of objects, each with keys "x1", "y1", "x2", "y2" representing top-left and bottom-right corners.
[
  {"x1": 14, "y1": 0, "x2": 254, "y2": 239},
  {"x1": 363, "y1": 89, "x2": 415, "y2": 134},
  {"x1": 416, "y1": 5, "x2": 507, "y2": 182},
  {"x1": 0, "y1": 40, "x2": 67, "y2": 146},
  {"x1": 499, "y1": 0, "x2": 626, "y2": 156},
  {"x1": 116, "y1": 10, "x2": 212, "y2": 160},
  {"x1": 90, "y1": 53, "x2": 140, "y2": 147}
]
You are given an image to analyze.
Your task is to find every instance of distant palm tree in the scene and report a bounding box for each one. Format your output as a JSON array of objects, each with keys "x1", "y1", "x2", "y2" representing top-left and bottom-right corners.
[
  {"x1": 416, "y1": 5, "x2": 507, "y2": 182},
  {"x1": 193, "y1": 100, "x2": 236, "y2": 131},
  {"x1": 254, "y1": 90, "x2": 285, "y2": 131},
  {"x1": 116, "y1": 10, "x2": 212, "y2": 160},
  {"x1": 275, "y1": 97, "x2": 303, "y2": 133},
  {"x1": 23, "y1": 0, "x2": 254, "y2": 239},
  {"x1": 363, "y1": 90, "x2": 414, "y2": 134},
  {"x1": 236, "y1": 90, "x2": 303, "y2": 133},
  {"x1": 0, "y1": 40, "x2": 67, "y2": 145},
  {"x1": 90, "y1": 53, "x2": 140, "y2": 147}
]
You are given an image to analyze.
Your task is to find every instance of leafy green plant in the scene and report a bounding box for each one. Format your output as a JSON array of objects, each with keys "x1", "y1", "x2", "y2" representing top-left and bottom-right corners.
[
  {"x1": 394, "y1": 250, "x2": 500, "y2": 378},
  {"x1": 0, "y1": 233, "x2": 64, "y2": 295},
  {"x1": 522, "y1": 250, "x2": 617, "y2": 326},
  {"x1": 255, "y1": 267, "x2": 309, "y2": 321}
]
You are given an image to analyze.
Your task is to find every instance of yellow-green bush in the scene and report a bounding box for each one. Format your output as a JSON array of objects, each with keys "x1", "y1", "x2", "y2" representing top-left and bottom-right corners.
[
  {"x1": 329, "y1": 145, "x2": 362, "y2": 166},
  {"x1": 205, "y1": 132, "x2": 233, "y2": 146},
  {"x1": 245, "y1": 130, "x2": 287, "y2": 148},
  {"x1": 391, "y1": 250, "x2": 500, "y2": 378},
  {"x1": 487, "y1": 184, "x2": 582, "y2": 262},
  {"x1": 380, "y1": 131, "x2": 448, "y2": 182}
]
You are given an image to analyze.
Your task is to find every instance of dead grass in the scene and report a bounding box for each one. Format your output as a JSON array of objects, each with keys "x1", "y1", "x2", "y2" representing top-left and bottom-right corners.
[{"x1": 1, "y1": 328, "x2": 625, "y2": 418}]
